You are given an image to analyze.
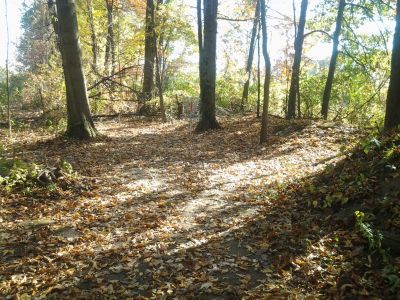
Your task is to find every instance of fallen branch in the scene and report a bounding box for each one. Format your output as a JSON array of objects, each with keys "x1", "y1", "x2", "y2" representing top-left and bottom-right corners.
[
  {"x1": 92, "y1": 112, "x2": 139, "y2": 120},
  {"x1": 87, "y1": 65, "x2": 141, "y2": 91}
]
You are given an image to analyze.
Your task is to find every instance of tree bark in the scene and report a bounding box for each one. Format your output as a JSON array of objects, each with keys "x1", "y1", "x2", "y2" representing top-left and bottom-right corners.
[
  {"x1": 384, "y1": 0, "x2": 400, "y2": 130},
  {"x1": 287, "y1": 0, "x2": 308, "y2": 119},
  {"x1": 197, "y1": 0, "x2": 203, "y2": 104},
  {"x1": 297, "y1": 77, "x2": 301, "y2": 117},
  {"x1": 196, "y1": 0, "x2": 220, "y2": 132},
  {"x1": 321, "y1": 0, "x2": 346, "y2": 120},
  {"x1": 138, "y1": 0, "x2": 156, "y2": 114},
  {"x1": 259, "y1": 0, "x2": 271, "y2": 143},
  {"x1": 256, "y1": 18, "x2": 261, "y2": 118},
  {"x1": 241, "y1": 0, "x2": 260, "y2": 113},
  {"x1": 55, "y1": 0, "x2": 97, "y2": 139}
]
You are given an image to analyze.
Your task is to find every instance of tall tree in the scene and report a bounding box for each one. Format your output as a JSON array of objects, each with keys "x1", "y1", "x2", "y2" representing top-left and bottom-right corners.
[
  {"x1": 138, "y1": 0, "x2": 156, "y2": 114},
  {"x1": 259, "y1": 0, "x2": 271, "y2": 143},
  {"x1": 287, "y1": 0, "x2": 308, "y2": 119},
  {"x1": 196, "y1": 0, "x2": 220, "y2": 132},
  {"x1": 85, "y1": 0, "x2": 99, "y2": 74},
  {"x1": 384, "y1": 0, "x2": 400, "y2": 130},
  {"x1": 241, "y1": 0, "x2": 260, "y2": 113},
  {"x1": 256, "y1": 18, "x2": 261, "y2": 118},
  {"x1": 54, "y1": 0, "x2": 97, "y2": 139},
  {"x1": 321, "y1": 0, "x2": 346, "y2": 120},
  {"x1": 197, "y1": 0, "x2": 203, "y2": 107},
  {"x1": 104, "y1": 0, "x2": 116, "y2": 75},
  {"x1": 19, "y1": 1, "x2": 54, "y2": 70},
  {"x1": 154, "y1": 0, "x2": 167, "y2": 122},
  {"x1": 5, "y1": 0, "x2": 11, "y2": 137}
]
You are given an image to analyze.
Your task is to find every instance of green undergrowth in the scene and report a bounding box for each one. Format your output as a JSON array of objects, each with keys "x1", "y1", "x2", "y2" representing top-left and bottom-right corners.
[
  {"x1": 306, "y1": 130, "x2": 400, "y2": 209},
  {"x1": 254, "y1": 128, "x2": 400, "y2": 296},
  {"x1": 0, "y1": 158, "x2": 74, "y2": 195},
  {"x1": 303, "y1": 129, "x2": 400, "y2": 294}
]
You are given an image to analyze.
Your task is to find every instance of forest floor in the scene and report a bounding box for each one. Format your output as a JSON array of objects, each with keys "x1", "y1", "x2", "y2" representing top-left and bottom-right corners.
[{"x1": 0, "y1": 115, "x2": 399, "y2": 299}]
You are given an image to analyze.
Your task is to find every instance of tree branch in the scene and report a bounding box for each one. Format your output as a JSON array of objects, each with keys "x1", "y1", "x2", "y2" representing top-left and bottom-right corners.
[
  {"x1": 303, "y1": 30, "x2": 333, "y2": 40},
  {"x1": 87, "y1": 65, "x2": 141, "y2": 91}
]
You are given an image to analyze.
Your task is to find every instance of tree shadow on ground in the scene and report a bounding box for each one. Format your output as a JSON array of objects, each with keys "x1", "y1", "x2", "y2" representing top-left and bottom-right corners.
[
  {"x1": 40, "y1": 156, "x2": 396, "y2": 299},
  {"x1": 1, "y1": 116, "x2": 396, "y2": 299},
  {"x1": 18, "y1": 116, "x2": 337, "y2": 180}
]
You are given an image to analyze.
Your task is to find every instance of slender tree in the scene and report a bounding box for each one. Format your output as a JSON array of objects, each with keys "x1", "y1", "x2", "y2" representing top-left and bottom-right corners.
[
  {"x1": 5, "y1": 0, "x2": 11, "y2": 137},
  {"x1": 256, "y1": 18, "x2": 261, "y2": 118},
  {"x1": 384, "y1": 0, "x2": 400, "y2": 130},
  {"x1": 241, "y1": 0, "x2": 260, "y2": 113},
  {"x1": 85, "y1": 0, "x2": 99, "y2": 74},
  {"x1": 196, "y1": 0, "x2": 220, "y2": 132},
  {"x1": 321, "y1": 0, "x2": 346, "y2": 120},
  {"x1": 292, "y1": 0, "x2": 300, "y2": 117},
  {"x1": 287, "y1": 0, "x2": 308, "y2": 119},
  {"x1": 153, "y1": 0, "x2": 167, "y2": 122},
  {"x1": 259, "y1": 0, "x2": 271, "y2": 143},
  {"x1": 104, "y1": 0, "x2": 116, "y2": 75},
  {"x1": 55, "y1": 0, "x2": 97, "y2": 139}
]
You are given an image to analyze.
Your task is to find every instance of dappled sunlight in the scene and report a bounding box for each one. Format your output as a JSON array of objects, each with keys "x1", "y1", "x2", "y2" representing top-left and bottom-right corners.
[
  {"x1": 1, "y1": 0, "x2": 398, "y2": 295},
  {"x1": 3, "y1": 116, "x2": 390, "y2": 298}
]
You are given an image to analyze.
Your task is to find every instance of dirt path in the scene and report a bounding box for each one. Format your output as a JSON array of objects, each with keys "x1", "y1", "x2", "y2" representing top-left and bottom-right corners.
[{"x1": 1, "y1": 116, "x2": 362, "y2": 299}]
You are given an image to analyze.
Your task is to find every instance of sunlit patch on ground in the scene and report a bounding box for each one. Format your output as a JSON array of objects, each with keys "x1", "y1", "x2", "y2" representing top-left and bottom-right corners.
[{"x1": 1, "y1": 116, "x2": 373, "y2": 298}]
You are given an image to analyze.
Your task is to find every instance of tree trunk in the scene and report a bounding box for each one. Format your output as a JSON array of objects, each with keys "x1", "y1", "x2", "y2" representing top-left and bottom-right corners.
[
  {"x1": 297, "y1": 78, "x2": 301, "y2": 118},
  {"x1": 256, "y1": 18, "x2": 261, "y2": 118},
  {"x1": 85, "y1": 0, "x2": 99, "y2": 74},
  {"x1": 197, "y1": 0, "x2": 204, "y2": 112},
  {"x1": 287, "y1": 0, "x2": 308, "y2": 119},
  {"x1": 196, "y1": 0, "x2": 220, "y2": 132},
  {"x1": 155, "y1": 49, "x2": 167, "y2": 122},
  {"x1": 384, "y1": 0, "x2": 400, "y2": 130},
  {"x1": 104, "y1": 0, "x2": 115, "y2": 76},
  {"x1": 48, "y1": 1, "x2": 61, "y2": 51},
  {"x1": 292, "y1": 0, "x2": 299, "y2": 117},
  {"x1": 153, "y1": 1, "x2": 167, "y2": 122},
  {"x1": 197, "y1": 0, "x2": 203, "y2": 57},
  {"x1": 156, "y1": 0, "x2": 168, "y2": 82},
  {"x1": 5, "y1": 0, "x2": 11, "y2": 138},
  {"x1": 138, "y1": 0, "x2": 156, "y2": 114},
  {"x1": 55, "y1": 0, "x2": 97, "y2": 139},
  {"x1": 321, "y1": 0, "x2": 345, "y2": 120},
  {"x1": 259, "y1": 0, "x2": 272, "y2": 143},
  {"x1": 241, "y1": 0, "x2": 260, "y2": 113}
]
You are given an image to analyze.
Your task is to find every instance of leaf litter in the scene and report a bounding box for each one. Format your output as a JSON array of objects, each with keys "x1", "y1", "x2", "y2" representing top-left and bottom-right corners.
[{"x1": 0, "y1": 115, "x2": 398, "y2": 299}]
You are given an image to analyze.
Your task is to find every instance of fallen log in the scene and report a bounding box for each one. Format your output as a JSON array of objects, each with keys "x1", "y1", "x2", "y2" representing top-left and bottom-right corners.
[{"x1": 92, "y1": 112, "x2": 139, "y2": 120}]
